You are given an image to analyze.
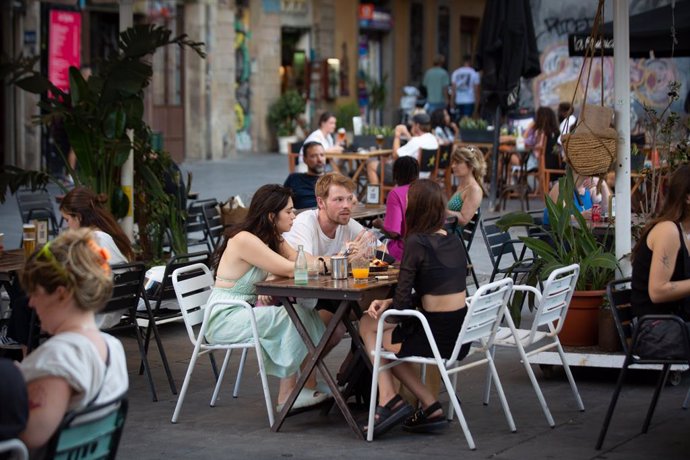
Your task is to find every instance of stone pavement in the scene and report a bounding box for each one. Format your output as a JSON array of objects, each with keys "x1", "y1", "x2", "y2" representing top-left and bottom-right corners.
[{"x1": 1, "y1": 152, "x2": 689, "y2": 458}]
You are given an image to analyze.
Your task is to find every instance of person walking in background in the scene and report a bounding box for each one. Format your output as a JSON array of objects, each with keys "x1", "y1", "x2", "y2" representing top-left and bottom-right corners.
[
  {"x1": 451, "y1": 55, "x2": 481, "y2": 121},
  {"x1": 422, "y1": 55, "x2": 450, "y2": 113}
]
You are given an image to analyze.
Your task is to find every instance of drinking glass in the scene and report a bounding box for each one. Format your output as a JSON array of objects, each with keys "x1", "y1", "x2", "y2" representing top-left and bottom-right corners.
[
  {"x1": 351, "y1": 257, "x2": 370, "y2": 281},
  {"x1": 23, "y1": 224, "x2": 36, "y2": 259}
]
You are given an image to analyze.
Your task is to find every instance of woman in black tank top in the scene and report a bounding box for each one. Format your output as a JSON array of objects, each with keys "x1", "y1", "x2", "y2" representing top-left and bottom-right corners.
[{"x1": 631, "y1": 164, "x2": 690, "y2": 319}]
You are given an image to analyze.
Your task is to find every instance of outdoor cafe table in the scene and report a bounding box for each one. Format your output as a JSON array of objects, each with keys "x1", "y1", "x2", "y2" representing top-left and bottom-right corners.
[
  {"x1": 0, "y1": 249, "x2": 25, "y2": 285},
  {"x1": 325, "y1": 150, "x2": 392, "y2": 204},
  {"x1": 254, "y1": 273, "x2": 398, "y2": 439},
  {"x1": 350, "y1": 203, "x2": 386, "y2": 226}
]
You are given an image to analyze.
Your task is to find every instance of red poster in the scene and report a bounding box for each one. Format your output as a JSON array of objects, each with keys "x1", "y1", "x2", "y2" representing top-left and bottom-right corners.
[{"x1": 48, "y1": 10, "x2": 81, "y2": 93}]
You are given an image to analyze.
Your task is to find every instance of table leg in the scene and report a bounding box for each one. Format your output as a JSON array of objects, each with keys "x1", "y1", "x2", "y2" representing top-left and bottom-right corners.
[{"x1": 272, "y1": 297, "x2": 365, "y2": 439}]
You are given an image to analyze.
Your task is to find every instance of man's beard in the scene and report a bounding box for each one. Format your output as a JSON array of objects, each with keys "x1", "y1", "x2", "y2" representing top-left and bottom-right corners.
[{"x1": 308, "y1": 165, "x2": 325, "y2": 175}]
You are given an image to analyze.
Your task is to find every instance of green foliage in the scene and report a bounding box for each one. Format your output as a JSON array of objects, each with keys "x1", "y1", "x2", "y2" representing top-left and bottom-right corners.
[
  {"x1": 364, "y1": 73, "x2": 388, "y2": 112},
  {"x1": 1, "y1": 25, "x2": 205, "y2": 260},
  {"x1": 334, "y1": 102, "x2": 361, "y2": 132},
  {"x1": 458, "y1": 117, "x2": 488, "y2": 130},
  {"x1": 496, "y1": 170, "x2": 619, "y2": 322},
  {"x1": 267, "y1": 90, "x2": 305, "y2": 137},
  {"x1": 361, "y1": 125, "x2": 395, "y2": 137}
]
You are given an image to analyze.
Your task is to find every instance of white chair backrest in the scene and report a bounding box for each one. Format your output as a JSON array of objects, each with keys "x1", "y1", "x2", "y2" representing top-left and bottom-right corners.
[
  {"x1": 450, "y1": 277, "x2": 514, "y2": 362},
  {"x1": 530, "y1": 264, "x2": 579, "y2": 339},
  {"x1": 172, "y1": 263, "x2": 214, "y2": 345}
]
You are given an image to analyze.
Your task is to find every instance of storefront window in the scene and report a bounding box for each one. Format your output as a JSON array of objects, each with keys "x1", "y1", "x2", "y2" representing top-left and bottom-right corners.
[{"x1": 409, "y1": 1, "x2": 424, "y2": 85}]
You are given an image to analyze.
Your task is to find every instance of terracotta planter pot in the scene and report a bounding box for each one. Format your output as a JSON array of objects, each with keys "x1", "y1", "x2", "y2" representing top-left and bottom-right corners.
[
  {"x1": 598, "y1": 307, "x2": 622, "y2": 352},
  {"x1": 558, "y1": 290, "x2": 605, "y2": 347}
]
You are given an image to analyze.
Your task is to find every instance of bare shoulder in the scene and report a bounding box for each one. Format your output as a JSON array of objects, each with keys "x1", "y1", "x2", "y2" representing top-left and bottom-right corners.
[{"x1": 648, "y1": 221, "x2": 681, "y2": 249}]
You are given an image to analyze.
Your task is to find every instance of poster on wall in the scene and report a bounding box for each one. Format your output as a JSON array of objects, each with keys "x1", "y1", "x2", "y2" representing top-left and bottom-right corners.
[{"x1": 48, "y1": 9, "x2": 81, "y2": 93}]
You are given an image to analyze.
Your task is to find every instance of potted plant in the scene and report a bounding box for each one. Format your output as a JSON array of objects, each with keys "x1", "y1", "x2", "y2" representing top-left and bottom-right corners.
[
  {"x1": 0, "y1": 25, "x2": 205, "y2": 261},
  {"x1": 496, "y1": 169, "x2": 619, "y2": 346},
  {"x1": 267, "y1": 90, "x2": 305, "y2": 154},
  {"x1": 458, "y1": 116, "x2": 493, "y2": 143}
]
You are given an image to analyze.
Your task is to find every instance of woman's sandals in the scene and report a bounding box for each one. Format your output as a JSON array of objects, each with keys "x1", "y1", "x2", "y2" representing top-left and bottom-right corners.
[
  {"x1": 363, "y1": 394, "x2": 414, "y2": 437},
  {"x1": 402, "y1": 401, "x2": 449, "y2": 433}
]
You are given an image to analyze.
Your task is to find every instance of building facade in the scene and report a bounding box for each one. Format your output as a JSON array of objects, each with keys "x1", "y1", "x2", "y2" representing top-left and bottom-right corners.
[{"x1": 2, "y1": 0, "x2": 487, "y2": 167}]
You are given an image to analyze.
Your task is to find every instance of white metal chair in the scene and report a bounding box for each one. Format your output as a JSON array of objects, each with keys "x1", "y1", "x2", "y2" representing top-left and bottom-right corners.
[
  {"x1": 366, "y1": 278, "x2": 516, "y2": 449},
  {"x1": 170, "y1": 263, "x2": 274, "y2": 426},
  {"x1": 485, "y1": 264, "x2": 585, "y2": 426},
  {"x1": 0, "y1": 439, "x2": 28, "y2": 460}
]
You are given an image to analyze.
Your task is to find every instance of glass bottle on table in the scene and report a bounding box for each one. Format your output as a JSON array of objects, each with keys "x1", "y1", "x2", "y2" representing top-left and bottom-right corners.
[{"x1": 294, "y1": 245, "x2": 308, "y2": 285}]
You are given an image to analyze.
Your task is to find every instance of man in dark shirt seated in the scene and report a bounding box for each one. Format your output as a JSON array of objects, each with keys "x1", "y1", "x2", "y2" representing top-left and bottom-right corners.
[{"x1": 284, "y1": 141, "x2": 325, "y2": 209}]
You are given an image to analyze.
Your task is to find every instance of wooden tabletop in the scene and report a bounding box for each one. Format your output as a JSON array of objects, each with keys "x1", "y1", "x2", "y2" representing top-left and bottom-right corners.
[
  {"x1": 255, "y1": 272, "x2": 398, "y2": 300},
  {"x1": 325, "y1": 149, "x2": 392, "y2": 161},
  {"x1": 0, "y1": 249, "x2": 25, "y2": 277},
  {"x1": 350, "y1": 204, "x2": 387, "y2": 222}
]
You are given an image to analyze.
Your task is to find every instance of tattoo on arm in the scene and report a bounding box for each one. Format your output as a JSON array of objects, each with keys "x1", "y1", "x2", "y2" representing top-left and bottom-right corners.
[
  {"x1": 28, "y1": 383, "x2": 47, "y2": 411},
  {"x1": 669, "y1": 282, "x2": 676, "y2": 292},
  {"x1": 660, "y1": 251, "x2": 672, "y2": 270}
]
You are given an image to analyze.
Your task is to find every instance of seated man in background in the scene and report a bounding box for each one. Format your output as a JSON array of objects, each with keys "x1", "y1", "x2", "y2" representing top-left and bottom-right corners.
[
  {"x1": 367, "y1": 112, "x2": 439, "y2": 184},
  {"x1": 284, "y1": 141, "x2": 326, "y2": 209}
]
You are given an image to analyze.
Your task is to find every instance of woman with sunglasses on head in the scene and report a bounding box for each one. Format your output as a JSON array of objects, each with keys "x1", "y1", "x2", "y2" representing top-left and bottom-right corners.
[
  {"x1": 18, "y1": 229, "x2": 128, "y2": 453},
  {"x1": 446, "y1": 145, "x2": 486, "y2": 226}
]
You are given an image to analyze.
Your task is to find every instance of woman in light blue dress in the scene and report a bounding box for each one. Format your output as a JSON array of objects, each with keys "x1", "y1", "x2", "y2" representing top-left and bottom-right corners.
[{"x1": 205, "y1": 184, "x2": 327, "y2": 410}]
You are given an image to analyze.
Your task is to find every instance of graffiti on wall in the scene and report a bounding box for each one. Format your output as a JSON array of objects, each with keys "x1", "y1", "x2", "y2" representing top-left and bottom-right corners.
[
  {"x1": 235, "y1": 5, "x2": 252, "y2": 151},
  {"x1": 529, "y1": 0, "x2": 689, "y2": 124}
]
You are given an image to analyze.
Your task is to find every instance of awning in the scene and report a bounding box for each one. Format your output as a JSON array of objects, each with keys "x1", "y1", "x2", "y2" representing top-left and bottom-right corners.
[{"x1": 568, "y1": 1, "x2": 690, "y2": 58}]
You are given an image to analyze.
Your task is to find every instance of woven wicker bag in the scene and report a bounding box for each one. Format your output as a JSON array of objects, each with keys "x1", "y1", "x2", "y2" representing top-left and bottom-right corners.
[{"x1": 563, "y1": 104, "x2": 617, "y2": 176}]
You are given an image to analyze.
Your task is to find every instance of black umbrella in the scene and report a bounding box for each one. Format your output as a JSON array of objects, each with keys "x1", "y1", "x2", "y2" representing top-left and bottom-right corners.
[
  {"x1": 569, "y1": 1, "x2": 690, "y2": 58},
  {"x1": 474, "y1": 0, "x2": 541, "y2": 209}
]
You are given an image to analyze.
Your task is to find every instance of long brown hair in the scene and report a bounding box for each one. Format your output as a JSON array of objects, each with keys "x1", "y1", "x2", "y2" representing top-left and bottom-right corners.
[
  {"x1": 633, "y1": 164, "x2": 690, "y2": 259},
  {"x1": 405, "y1": 179, "x2": 447, "y2": 237},
  {"x1": 59, "y1": 187, "x2": 135, "y2": 261},
  {"x1": 534, "y1": 106, "x2": 560, "y2": 137},
  {"x1": 212, "y1": 184, "x2": 293, "y2": 271}
]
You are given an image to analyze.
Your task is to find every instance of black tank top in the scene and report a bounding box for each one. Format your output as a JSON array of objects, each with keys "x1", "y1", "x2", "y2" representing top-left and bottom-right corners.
[{"x1": 631, "y1": 221, "x2": 690, "y2": 318}]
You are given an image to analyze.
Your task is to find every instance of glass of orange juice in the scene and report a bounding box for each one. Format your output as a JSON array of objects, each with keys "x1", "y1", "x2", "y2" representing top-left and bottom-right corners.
[{"x1": 351, "y1": 256, "x2": 370, "y2": 281}]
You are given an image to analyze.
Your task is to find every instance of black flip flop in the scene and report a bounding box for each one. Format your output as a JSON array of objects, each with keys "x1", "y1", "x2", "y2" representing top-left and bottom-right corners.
[
  {"x1": 362, "y1": 394, "x2": 414, "y2": 437},
  {"x1": 402, "y1": 401, "x2": 449, "y2": 433}
]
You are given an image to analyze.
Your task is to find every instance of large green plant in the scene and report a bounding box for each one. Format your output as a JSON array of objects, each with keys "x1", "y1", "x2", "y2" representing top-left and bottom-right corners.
[
  {"x1": 267, "y1": 90, "x2": 305, "y2": 137},
  {"x1": 1, "y1": 25, "x2": 205, "y2": 260},
  {"x1": 496, "y1": 170, "x2": 619, "y2": 323}
]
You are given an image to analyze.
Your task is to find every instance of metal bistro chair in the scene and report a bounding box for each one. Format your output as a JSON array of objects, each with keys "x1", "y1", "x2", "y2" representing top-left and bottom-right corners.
[
  {"x1": 137, "y1": 251, "x2": 211, "y2": 395},
  {"x1": 105, "y1": 262, "x2": 158, "y2": 402},
  {"x1": 419, "y1": 148, "x2": 440, "y2": 179},
  {"x1": 185, "y1": 199, "x2": 219, "y2": 252},
  {"x1": 171, "y1": 263, "x2": 274, "y2": 426},
  {"x1": 480, "y1": 215, "x2": 536, "y2": 283},
  {"x1": 367, "y1": 278, "x2": 516, "y2": 449},
  {"x1": 43, "y1": 394, "x2": 128, "y2": 460},
  {"x1": 435, "y1": 143, "x2": 453, "y2": 193},
  {"x1": 487, "y1": 264, "x2": 585, "y2": 427},
  {"x1": 596, "y1": 278, "x2": 690, "y2": 449},
  {"x1": 288, "y1": 141, "x2": 304, "y2": 173},
  {"x1": 201, "y1": 204, "x2": 228, "y2": 251},
  {"x1": 16, "y1": 188, "x2": 60, "y2": 237},
  {"x1": 0, "y1": 439, "x2": 28, "y2": 460},
  {"x1": 444, "y1": 211, "x2": 481, "y2": 289}
]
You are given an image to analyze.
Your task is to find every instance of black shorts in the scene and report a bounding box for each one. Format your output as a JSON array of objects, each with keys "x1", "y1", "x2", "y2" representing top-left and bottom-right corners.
[{"x1": 391, "y1": 308, "x2": 471, "y2": 360}]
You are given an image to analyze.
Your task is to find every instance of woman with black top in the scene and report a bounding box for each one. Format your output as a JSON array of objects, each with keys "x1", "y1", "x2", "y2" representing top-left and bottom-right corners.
[
  {"x1": 631, "y1": 164, "x2": 690, "y2": 319},
  {"x1": 359, "y1": 179, "x2": 470, "y2": 436}
]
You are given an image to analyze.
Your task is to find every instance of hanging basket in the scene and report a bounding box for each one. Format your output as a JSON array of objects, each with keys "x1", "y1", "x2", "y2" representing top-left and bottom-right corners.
[{"x1": 563, "y1": 105, "x2": 618, "y2": 176}]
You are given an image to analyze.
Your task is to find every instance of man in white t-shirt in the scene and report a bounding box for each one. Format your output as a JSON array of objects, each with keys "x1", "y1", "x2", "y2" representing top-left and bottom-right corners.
[
  {"x1": 283, "y1": 173, "x2": 377, "y2": 351},
  {"x1": 451, "y1": 55, "x2": 481, "y2": 121},
  {"x1": 366, "y1": 112, "x2": 439, "y2": 184}
]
